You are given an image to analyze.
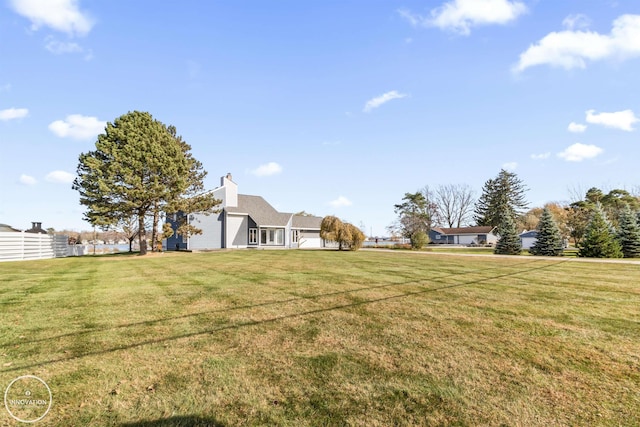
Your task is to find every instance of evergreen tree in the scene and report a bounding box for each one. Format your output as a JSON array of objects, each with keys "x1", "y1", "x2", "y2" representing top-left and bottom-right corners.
[
  {"x1": 494, "y1": 210, "x2": 522, "y2": 255},
  {"x1": 529, "y1": 207, "x2": 564, "y2": 256},
  {"x1": 617, "y1": 205, "x2": 640, "y2": 258},
  {"x1": 73, "y1": 111, "x2": 218, "y2": 255},
  {"x1": 474, "y1": 169, "x2": 528, "y2": 227},
  {"x1": 578, "y1": 203, "x2": 622, "y2": 258}
]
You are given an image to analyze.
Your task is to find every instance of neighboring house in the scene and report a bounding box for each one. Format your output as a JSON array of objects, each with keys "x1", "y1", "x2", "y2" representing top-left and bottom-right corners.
[
  {"x1": 519, "y1": 230, "x2": 568, "y2": 250},
  {"x1": 520, "y1": 230, "x2": 538, "y2": 250},
  {"x1": 429, "y1": 226, "x2": 499, "y2": 245},
  {"x1": 165, "y1": 174, "x2": 325, "y2": 250},
  {"x1": 24, "y1": 222, "x2": 48, "y2": 234}
]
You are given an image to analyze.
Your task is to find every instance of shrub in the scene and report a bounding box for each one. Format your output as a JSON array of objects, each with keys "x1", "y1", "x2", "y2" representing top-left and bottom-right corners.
[{"x1": 410, "y1": 231, "x2": 429, "y2": 250}]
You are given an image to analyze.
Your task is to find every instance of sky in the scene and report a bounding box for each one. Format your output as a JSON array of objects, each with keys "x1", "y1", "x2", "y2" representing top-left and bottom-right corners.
[{"x1": 1, "y1": 0, "x2": 640, "y2": 236}]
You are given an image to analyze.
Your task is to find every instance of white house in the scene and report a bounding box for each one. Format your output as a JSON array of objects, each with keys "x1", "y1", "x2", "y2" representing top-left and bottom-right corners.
[
  {"x1": 429, "y1": 226, "x2": 499, "y2": 245},
  {"x1": 165, "y1": 174, "x2": 325, "y2": 250},
  {"x1": 519, "y1": 230, "x2": 538, "y2": 250}
]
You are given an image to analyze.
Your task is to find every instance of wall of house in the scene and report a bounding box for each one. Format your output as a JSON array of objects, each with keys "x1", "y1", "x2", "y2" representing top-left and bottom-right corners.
[
  {"x1": 521, "y1": 237, "x2": 537, "y2": 250},
  {"x1": 429, "y1": 230, "x2": 443, "y2": 243},
  {"x1": 165, "y1": 213, "x2": 187, "y2": 250},
  {"x1": 430, "y1": 231, "x2": 455, "y2": 244},
  {"x1": 227, "y1": 214, "x2": 249, "y2": 248},
  {"x1": 298, "y1": 230, "x2": 322, "y2": 248},
  {"x1": 188, "y1": 212, "x2": 224, "y2": 250},
  {"x1": 456, "y1": 235, "x2": 476, "y2": 245}
]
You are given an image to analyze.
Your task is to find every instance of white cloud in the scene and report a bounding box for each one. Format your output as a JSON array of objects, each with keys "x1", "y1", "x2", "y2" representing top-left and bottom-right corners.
[
  {"x1": 48, "y1": 114, "x2": 106, "y2": 140},
  {"x1": 502, "y1": 161, "x2": 518, "y2": 171},
  {"x1": 585, "y1": 109, "x2": 639, "y2": 131},
  {"x1": 530, "y1": 152, "x2": 550, "y2": 160},
  {"x1": 45, "y1": 36, "x2": 83, "y2": 54},
  {"x1": 363, "y1": 91, "x2": 408, "y2": 113},
  {"x1": 19, "y1": 174, "x2": 37, "y2": 185},
  {"x1": 45, "y1": 170, "x2": 75, "y2": 183},
  {"x1": 557, "y1": 143, "x2": 603, "y2": 162},
  {"x1": 329, "y1": 196, "x2": 352, "y2": 208},
  {"x1": 250, "y1": 162, "x2": 282, "y2": 177},
  {"x1": 398, "y1": 9, "x2": 421, "y2": 27},
  {"x1": 514, "y1": 14, "x2": 640, "y2": 72},
  {"x1": 400, "y1": 0, "x2": 527, "y2": 35},
  {"x1": 562, "y1": 14, "x2": 591, "y2": 31},
  {"x1": 0, "y1": 107, "x2": 29, "y2": 121},
  {"x1": 0, "y1": 84, "x2": 11, "y2": 92},
  {"x1": 568, "y1": 122, "x2": 587, "y2": 133},
  {"x1": 9, "y1": 0, "x2": 94, "y2": 36}
]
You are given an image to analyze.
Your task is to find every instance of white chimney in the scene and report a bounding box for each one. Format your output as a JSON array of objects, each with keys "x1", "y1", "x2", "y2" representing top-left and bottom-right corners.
[{"x1": 220, "y1": 173, "x2": 237, "y2": 208}]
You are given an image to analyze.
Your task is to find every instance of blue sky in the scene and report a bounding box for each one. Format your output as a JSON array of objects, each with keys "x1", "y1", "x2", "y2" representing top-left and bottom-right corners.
[{"x1": 1, "y1": 0, "x2": 640, "y2": 236}]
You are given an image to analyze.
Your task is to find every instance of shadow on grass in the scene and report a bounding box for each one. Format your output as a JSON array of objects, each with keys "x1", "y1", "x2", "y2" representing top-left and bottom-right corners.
[
  {"x1": 86, "y1": 251, "x2": 191, "y2": 258},
  {"x1": 0, "y1": 259, "x2": 568, "y2": 374},
  {"x1": 84, "y1": 250, "x2": 139, "y2": 258},
  {"x1": 120, "y1": 415, "x2": 225, "y2": 427}
]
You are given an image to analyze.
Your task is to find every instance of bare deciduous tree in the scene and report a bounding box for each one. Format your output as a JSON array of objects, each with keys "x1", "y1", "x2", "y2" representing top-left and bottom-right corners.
[{"x1": 434, "y1": 184, "x2": 475, "y2": 228}]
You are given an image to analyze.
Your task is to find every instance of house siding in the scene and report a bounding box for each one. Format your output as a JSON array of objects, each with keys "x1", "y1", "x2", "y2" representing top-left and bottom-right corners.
[
  {"x1": 165, "y1": 213, "x2": 187, "y2": 250},
  {"x1": 429, "y1": 227, "x2": 498, "y2": 245},
  {"x1": 227, "y1": 214, "x2": 249, "y2": 248},
  {"x1": 188, "y1": 212, "x2": 224, "y2": 250},
  {"x1": 298, "y1": 230, "x2": 322, "y2": 248}
]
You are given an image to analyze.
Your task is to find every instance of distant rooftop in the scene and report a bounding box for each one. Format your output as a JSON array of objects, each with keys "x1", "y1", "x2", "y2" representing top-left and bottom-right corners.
[{"x1": 0, "y1": 223, "x2": 20, "y2": 232}]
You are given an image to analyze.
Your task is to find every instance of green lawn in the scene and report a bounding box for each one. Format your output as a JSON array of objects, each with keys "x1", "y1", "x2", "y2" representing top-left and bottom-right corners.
[{"x1": 1, "y1": 250, "x2": 639, "y2": 426}]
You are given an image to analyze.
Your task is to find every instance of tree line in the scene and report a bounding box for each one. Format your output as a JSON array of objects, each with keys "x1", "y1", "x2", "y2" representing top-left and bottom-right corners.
[{"x1": 393, "y1": 169, "x2": 640, "y2": 258}]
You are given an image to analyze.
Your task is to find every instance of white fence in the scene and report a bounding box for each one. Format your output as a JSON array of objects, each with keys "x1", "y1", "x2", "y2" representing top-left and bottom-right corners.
[{"x1": 0, "y1": 232, "x2": 71, "y2": 262}]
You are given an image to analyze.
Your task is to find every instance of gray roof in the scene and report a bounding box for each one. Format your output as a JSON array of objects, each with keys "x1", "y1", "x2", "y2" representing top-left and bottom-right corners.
[
  {"x1": 520, "y1": 230, "x2": 538, "y2": 238},
  {"x1": 226, "y1": 194, "x2": 292, "y2": 227},
  {"x1": 292, "y1": 215, "x2": 322, "y2": 229},
  {"x1": 0, "y1": 223, "x2": 20, "y2": 232}
]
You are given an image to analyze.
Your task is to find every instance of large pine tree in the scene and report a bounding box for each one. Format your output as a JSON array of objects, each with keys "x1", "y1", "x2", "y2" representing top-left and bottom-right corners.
[
  {"x1": 474, "y1": 169, "x2": 528, "y2": 227},
  {"x1": 529, "y1": 207, "x2": 564, "y2": 256},
  {"x1": 73, "y1": 111, "x2": 218, "y2": 255},
  {"x1": 494, "y1": 209, "x2": 522, "y2": 255},
  {"x1": 578, "y1": 203, "x2": 622, "y2": 258},
  {"x1": 617, "y1": 205, "x2": 640, "y2": 258}
]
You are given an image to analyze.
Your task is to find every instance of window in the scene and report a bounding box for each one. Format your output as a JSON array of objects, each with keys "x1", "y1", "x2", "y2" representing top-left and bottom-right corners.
[
  {"x1": 292, "y1": 230, "x2": 299, "y2": 243},
  {"x1": 259, "y1": 228, "x2": 285, "y2": 245},
  {"x1": 249, "y1": 228, "x2": 258, "y2": 245}
]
